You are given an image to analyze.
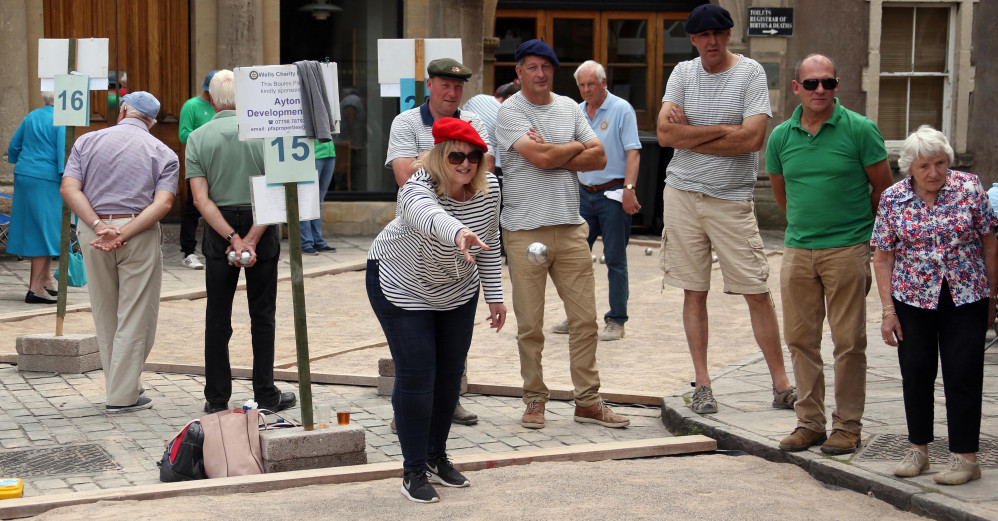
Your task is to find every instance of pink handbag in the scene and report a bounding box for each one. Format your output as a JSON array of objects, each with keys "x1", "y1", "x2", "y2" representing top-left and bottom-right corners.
[{"x1": 200, "y1": 409, "x2": 266, "y2": 478}]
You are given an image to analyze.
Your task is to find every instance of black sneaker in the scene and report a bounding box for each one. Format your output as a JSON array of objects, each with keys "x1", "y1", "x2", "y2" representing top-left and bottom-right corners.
[
  {"x1": 204, "y1": 401, "x2": 229, "y2": 414},
  {"x1": 427, "y1": 455, "x2": 470, "y2": 488},
  {"x1": 106, "y1": 396, "x2": 153, "y2": 413},
  {"x1": 401, "y1": 468, "x2": 439, "y2": 503},
  {"x1": 259, "y1": 391, "x2": 297, "y2": 412}
]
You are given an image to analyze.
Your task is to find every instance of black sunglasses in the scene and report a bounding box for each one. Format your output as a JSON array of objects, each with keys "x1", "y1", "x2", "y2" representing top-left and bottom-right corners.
[
  {"x1": 447, "y1": 150, "x2": 484, "y2": 165},
  {"x1": 800, "y1": 78, "x2": 838, "y2": 91}
]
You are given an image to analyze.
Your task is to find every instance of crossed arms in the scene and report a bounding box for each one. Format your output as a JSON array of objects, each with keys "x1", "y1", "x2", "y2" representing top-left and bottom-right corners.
[
  {"x1": 656, "y1": 101, "x2": 767, "y2": 155},
  {"x1": 512, "y1": 128, "x2": 606, "y2": 172}
]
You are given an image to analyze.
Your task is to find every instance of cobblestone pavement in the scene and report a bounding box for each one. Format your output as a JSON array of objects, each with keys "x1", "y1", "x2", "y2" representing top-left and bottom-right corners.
[{"x1": 0, "y1": 365, "x2": 666, "y2": 498}]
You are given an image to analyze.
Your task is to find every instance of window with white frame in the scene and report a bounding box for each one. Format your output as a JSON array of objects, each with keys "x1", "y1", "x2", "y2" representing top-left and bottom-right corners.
[
  {"x1": 877, "y1": 5, "x2": 952, "y2": 141},
  {"x1": 866, "y1": 0, "x2": 976, "y2": 151}
]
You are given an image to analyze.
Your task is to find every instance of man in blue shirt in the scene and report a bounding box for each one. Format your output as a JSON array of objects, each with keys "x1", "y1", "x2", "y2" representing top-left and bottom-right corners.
[{"x1": 551, "y1": 60, "x2": 641, "y2": 341}]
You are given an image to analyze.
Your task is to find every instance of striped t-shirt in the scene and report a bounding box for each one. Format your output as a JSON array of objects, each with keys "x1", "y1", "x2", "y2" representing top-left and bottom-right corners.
[
  {"x1": 662, "y1": 55, "x2": 771, "y2": 201},
  {"x1": 462, "y1": 94, "x2": 501, "y2": 167},
  {"x1": 496, "y1": 92, "x2": 598, "y2": 231},
  {"x1": 368, "y1": 169, "x2": 503, "y2": 311},
  {"x1": 384, "y1": 103, "x2": 493, "y2": 169}
]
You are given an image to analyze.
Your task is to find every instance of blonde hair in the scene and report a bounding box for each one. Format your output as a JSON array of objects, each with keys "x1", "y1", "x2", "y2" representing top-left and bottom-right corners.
[{"x1": 415, "y1": 140, "x2": 489, "y2": 198}]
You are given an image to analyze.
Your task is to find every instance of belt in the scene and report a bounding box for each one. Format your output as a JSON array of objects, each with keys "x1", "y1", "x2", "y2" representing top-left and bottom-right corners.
[
  {"x1": 580, "y1": 178, "x2": 624, "y2": 193},
  {"x1": 96, "y1": 213, "x2": 136, "y2": 219},
  {"x1": 218, "y1": 205, "x2": 253, "y2": 212}
]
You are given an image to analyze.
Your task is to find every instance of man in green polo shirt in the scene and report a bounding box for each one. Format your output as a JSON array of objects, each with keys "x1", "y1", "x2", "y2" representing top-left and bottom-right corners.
[
  {"x1": 186, "y1": 69, "x2": 297, "y2": 415},
  {"x1": 766, "y1": 54, "x2": 893, "y2": 455},
  {"x1": 177, "y1": 70, "x2": 218, "y2": 270}
]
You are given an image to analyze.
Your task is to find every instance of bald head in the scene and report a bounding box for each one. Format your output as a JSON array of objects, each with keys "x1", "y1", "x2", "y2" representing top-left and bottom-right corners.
[{"x1": 795, "y1": 54, "x2": 837, "y2": 82}]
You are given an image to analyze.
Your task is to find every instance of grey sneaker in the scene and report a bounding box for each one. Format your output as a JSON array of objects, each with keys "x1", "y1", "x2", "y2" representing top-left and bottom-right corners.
[
  {"x1": 599, "y1": 321, "x2": 624, "y2": 341},
  {"x1": 551, "y1": 319, "x2": 569, "y2": 334},
  {"x1": 427, "y1": 455, "x2": 470, "y2": 488},
  {"x1": 182, "y1": 254, "x2": 204, "y2": 270},
  {"x1": 690, "y1": 383, "x2": 718, "y2": 414}
]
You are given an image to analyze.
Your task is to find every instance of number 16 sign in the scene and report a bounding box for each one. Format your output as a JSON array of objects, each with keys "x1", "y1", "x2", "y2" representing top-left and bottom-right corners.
[{"x1": 53, "y1": 74, "x2": 90, "y2": 127}]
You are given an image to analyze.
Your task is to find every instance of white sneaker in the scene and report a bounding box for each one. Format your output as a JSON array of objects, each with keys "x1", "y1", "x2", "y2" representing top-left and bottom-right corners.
[{"x1": 182, "y1": 254, "x2": 205, "y2": 270}]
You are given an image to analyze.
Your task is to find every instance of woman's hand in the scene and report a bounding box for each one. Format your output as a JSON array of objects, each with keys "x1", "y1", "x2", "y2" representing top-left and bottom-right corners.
[
  {"x1": 456, "y1": 228, "x2": 489, "y2": 263},
  {"x1": 488, "y1": 303, "x2": 507, "y2": 333},
  {"x1": 881, "y1": 313, "x2": 902, "y2": 347}
]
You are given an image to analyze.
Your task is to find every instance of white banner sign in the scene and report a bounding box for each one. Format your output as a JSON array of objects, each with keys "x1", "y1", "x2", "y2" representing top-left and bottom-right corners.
[{"x1": 234, "y1": 64, "x2": 339, "y2": 141}]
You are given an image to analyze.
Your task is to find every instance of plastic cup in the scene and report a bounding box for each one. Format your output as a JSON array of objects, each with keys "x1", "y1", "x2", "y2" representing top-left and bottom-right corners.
[{"x1": 316, "y1": 403, "x2": 332, "y2": 429}]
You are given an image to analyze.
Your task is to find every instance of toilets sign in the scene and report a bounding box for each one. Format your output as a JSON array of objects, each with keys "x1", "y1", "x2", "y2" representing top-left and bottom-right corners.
[{"x1": 748, "y1": 7, "x2": 793, "y2": 37}]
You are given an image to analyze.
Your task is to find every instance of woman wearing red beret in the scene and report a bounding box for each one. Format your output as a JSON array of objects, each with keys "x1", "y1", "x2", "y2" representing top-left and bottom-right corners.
[{"x1": 367, "y1": 117, "x2": 506, "y2": 503}]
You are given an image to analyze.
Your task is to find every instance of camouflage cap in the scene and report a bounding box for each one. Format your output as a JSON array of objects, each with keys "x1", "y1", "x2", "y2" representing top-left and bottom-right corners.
[{"x1": 427, "y1": 58, "x2": 472, "y2": 82}]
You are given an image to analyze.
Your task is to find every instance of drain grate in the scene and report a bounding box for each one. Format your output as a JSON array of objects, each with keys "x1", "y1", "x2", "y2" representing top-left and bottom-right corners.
[
  {"x1": 0, "y1": 443, "x2": 121, "y2": 477},
  {"x1": 857, "y1": 434, "x2": 998, "y2": 467}
]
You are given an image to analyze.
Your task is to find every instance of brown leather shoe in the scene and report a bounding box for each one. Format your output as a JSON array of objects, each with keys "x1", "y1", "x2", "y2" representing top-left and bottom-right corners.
[
  {"x1": 821, "y1": 429, "x2": 861, "y2": 454},
  {"x1": 573, "y1": 399, "x2": 629, "y2": 428},
  {"x1": 452, "y1": 404, "x2": 478, "y2": 425},
  {"x1": 778, "y1": 427, "x2": 827, "y2": 452},
  {"x1": 521, "y1": 399, "x2": 545, "y2": 429}
]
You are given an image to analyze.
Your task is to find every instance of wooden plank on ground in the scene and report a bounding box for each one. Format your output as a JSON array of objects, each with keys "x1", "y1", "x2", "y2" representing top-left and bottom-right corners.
[
  {"x1": 0, "y1": 436, "x2": 714, "y2": 519},
  {"x1": 466, "y1": 383, "x2": 662, "y2": 406}
]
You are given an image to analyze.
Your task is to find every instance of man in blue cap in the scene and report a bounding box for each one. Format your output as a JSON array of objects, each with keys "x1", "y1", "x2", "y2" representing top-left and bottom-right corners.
[
  {"x1": 497, "y1": 39, "x2": 630, "y2": 430},
  {"x1": 61, "y1": 91, "x2": 179, "y2": 413},
  {"x1": 656, "y1": 4, "x2": 796, "y2": 417},
  {"x1": 177, "y1": 70, "x2": 218, "y2": 270}
]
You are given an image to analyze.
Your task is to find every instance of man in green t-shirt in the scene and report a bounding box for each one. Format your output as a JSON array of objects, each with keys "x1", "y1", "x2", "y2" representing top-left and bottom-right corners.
[
  {"x1": 766, "y1": 54, "x2": 893, "y2": 455},
  {"x1": 177, "y1": 70, "x2": 218, "y2": 270},
  {"x1": 186, "y1": 69, "x2": 297, "y2": 415}
]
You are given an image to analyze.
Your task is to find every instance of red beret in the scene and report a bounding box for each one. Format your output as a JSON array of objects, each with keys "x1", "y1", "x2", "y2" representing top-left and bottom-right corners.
[{"x1": 432, "y1": 117, "x2": 487, "y2": 151}]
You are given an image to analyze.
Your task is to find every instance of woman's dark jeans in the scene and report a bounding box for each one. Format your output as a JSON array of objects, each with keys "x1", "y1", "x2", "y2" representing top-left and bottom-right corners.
[
  {"x1": 366, "y1": 259, "x2": 477, "y2": 471},
  {"x1": 895, "y1": 279, "x2": 987, "y2": 453}
]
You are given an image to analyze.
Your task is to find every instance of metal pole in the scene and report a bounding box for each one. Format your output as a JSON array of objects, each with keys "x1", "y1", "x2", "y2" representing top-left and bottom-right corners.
[
  {"x1": 284, "y1": 183, "x2": 313, "y2": 430},
  {"x1": 55, "y1": 38, "x2": 77, "y2": 337}
]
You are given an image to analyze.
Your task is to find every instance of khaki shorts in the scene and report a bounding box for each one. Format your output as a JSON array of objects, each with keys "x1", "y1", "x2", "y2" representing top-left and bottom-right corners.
[{"x1": 659, "y1": 185, "x2": 769, "y2": 294}]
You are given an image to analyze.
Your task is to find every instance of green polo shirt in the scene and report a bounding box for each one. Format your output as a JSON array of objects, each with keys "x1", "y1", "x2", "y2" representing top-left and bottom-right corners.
[
  {"x1": 185, "y1": 110, "x2": 264, "y2": 206},
  {"x1": 178, "y1": 96, "x2": 216, "y2": 144},
  {"x1": 765, "y1": 99, "x2": 888, "y2": 249}
]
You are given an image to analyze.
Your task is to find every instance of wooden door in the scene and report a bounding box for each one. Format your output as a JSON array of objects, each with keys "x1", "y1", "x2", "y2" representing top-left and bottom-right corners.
[{"x1": 44, "y1": 0, "x2": 190, "y2": 219}]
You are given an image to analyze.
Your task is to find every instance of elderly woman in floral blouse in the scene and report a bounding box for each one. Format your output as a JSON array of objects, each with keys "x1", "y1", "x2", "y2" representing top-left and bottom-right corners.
[{"x1": 872, "y1": 125, "x2": 998, "y2": 486}]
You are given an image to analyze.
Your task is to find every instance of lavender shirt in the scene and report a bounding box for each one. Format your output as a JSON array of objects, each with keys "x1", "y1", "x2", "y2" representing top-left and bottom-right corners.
[{"x1": 63, "y1": 118, "x2": 179, "y2": 213}]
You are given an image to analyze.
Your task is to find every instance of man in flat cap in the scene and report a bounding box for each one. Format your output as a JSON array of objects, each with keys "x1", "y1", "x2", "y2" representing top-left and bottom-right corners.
[
  {"x1": 61, "y1": 91, "x2": 178, "y2": 413},
  {"x1": 497, "y1": 39, "x2": 629, "y2": 430},
  {"x1": 176, "y1": 70, "x2": 218, "y2": 271},
  {"x1": 656, "y1": 4, "x2": 796, "y2": 415},
  {"x1": 186, "y1": 70, "x2": 297, "y2": 415},
  {"x1": 384, "y1": 57, "x2": 494, "y2": 427},
  {"x1": 386, "y1": 58, "x2": 495, "y2": 187}
]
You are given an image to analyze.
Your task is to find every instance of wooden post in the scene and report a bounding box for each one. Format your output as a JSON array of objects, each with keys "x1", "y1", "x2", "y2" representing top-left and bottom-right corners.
[
  {"x1": 415, "y1": 38, "x2": 425, "y2": 107},
  {"x1": 284, "y1": 183, "x2": 314, "y2": 430},
  {"x1": 55, "y1": 38, "x2": 77, "y2": 337}
]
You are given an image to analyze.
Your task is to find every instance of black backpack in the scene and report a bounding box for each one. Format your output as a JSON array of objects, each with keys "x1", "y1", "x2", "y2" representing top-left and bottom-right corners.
[{"x1": 157, "y1": 420, "x2": 206, "y2": 482}]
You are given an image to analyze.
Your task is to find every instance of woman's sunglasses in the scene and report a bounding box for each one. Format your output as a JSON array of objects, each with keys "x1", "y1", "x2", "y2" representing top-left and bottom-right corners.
[
  {"x1": 800, "y1": 78, "x2": 838, "y2": 91},
  {"x1": 447, "y1": 150, "x2": 484, "y2": 165}
]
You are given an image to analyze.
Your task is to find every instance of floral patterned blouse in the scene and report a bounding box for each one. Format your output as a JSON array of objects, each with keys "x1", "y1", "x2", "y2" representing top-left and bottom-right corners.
[{"x1": 872, "y1": 169, "x2": 997, "y2": 309}]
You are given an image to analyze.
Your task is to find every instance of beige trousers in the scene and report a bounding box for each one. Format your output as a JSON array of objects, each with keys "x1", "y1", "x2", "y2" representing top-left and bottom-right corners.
[
  {"x1": 78, "y1": 220, "x2": 163, "y2": 407},
  {"x1": 504, "y1": 223, "x2": 601, "y2": 406},
  {"x1": 781, "y1": 244, "x2": 871, "y2": 434}
]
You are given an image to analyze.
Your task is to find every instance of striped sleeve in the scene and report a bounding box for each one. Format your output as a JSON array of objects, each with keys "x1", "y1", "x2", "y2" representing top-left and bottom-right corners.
[{"x1": 397, "y1": 178, "x2": 464, "y2": 245}]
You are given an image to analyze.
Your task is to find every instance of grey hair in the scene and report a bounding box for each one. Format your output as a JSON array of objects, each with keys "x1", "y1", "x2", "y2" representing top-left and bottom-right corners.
[
  {"x1": 119, "y1": 102, "x2": 157, "y2": 128},
  {"x1": 573, "y1": 60, "x2": 606, "y2": 82},
  {"x1": 898, "y1": 125, "x2": 954, "y2": 175},
  {"x1": 41, "y1": 91, "x2": 55, "y2": 106},
  {"x1": 209, "y1": 69, "x2": 236, "y2": 109}
]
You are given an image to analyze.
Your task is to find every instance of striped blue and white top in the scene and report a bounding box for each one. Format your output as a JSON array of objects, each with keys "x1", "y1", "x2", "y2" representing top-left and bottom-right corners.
[
  {"x1": 662, "y1": 55, "x2": 771, "y2": 201},
  {"x1": 496, "y1": 92, "x2": 598, "y2": 231},
  {"x1": 368, "y1": 169, "x2": 503, "y2": 310}
]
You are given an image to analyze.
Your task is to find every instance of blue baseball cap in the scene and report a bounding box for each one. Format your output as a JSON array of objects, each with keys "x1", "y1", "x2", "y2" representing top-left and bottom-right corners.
[
  {"x1": 514, "y1": 39, "x2": 559, "y2": 67},
  {"x1": 121, "y1": 91, "x2": 161, "y2": 119},
  {"x1": 684, "y1": 4, "x2": 734, "y2": 34},
  {"x1": 201, "y1": 70, "x2": 219, "y2": 92}
]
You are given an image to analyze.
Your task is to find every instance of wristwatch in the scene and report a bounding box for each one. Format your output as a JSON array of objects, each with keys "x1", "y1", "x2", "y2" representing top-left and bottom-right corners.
[
  {"x1": 624, "y1": 184, "x2": 635, "y2": 190},
  {"x1": 226, "y1": 231, "x2": 237, "y2": 243}
]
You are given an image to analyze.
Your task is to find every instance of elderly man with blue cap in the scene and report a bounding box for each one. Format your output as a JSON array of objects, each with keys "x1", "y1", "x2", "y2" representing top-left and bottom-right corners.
[
  {"x1": 176, "y1": 70, "x2": 219, "y2": 271},
  {"x1": 656, "y1": 4, "x2": 796, "y2": 417},
  {"x1": 497, "y1": 39, "x2": 630, "y2": 430},
  {"x1": 61, "y1": 91, "x2": 179, "y2": 413}
]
